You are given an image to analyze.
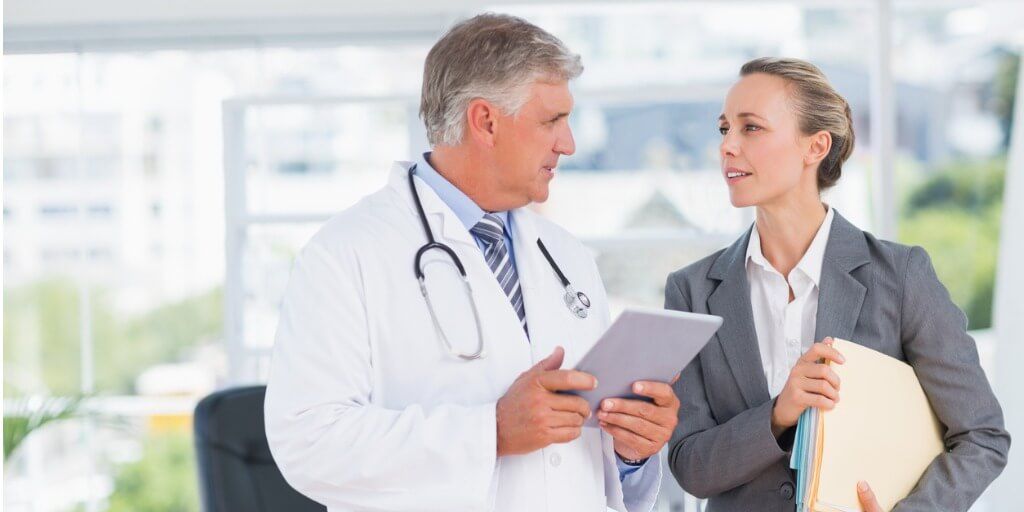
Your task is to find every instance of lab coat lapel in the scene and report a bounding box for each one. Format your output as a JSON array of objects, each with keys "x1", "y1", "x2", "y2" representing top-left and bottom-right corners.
[
  {"x1": 389, "y1": 162, "x2": 479, "y2": 249},
  {"x1": 509, "y1": 207, "x2": 602, "y2": 369},
  {"x1": 390, "y1": 163, "x2": 531, "y2": 349},
  {"x1": 509, "y1": 208, "x2": 558, "y2": 350}
]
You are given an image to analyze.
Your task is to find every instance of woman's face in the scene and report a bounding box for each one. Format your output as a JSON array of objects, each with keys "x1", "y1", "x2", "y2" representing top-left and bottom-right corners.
[{"x1": 718, "y1": 73, "x2": 821, "y2": 208}]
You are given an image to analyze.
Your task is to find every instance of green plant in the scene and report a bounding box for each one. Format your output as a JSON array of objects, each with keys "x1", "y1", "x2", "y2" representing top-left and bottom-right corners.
[
  {"x1": 3, "y1": 395, "x2": 84, "y2": 460},
  {"x1": 899, "y1": 157, "x2": 1006, "y2": 330},
  {"x1": 901, "y1": 206, "x2": 1000, "y2": 329},
  {"x1": 105, "y1": 431, "x2": 200, "y2": 512},
  {"x1": 3, "y1": 282, "x2": 222, "y2": 396},
  {"x1": 903, "y1": 158, "x2": 1005, "y2": 216}
]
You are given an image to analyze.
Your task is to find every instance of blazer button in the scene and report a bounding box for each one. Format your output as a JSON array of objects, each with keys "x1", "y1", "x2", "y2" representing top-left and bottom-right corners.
[{"x1": 779, "y1": 482, "x2": 795, "y2": 500}]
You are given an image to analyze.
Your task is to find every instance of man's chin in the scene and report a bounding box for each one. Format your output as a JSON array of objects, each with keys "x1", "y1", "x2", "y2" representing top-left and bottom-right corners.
[{"x1": 529, "y1": 187, "x2": 550, "y2": 204}]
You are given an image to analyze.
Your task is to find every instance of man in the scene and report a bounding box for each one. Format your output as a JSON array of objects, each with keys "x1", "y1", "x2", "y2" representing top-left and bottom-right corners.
[{"x1": 265, "y1": 14, "x2": 679, "y2": 511}]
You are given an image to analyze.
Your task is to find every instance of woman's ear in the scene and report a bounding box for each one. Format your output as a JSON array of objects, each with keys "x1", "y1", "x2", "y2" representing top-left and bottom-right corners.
[
  {"x1": 465, "y1": 98, "x2": 499, "y2": 147},
  {"x1": 804, "y1": 130, "x2": 832, "y2": 168}
]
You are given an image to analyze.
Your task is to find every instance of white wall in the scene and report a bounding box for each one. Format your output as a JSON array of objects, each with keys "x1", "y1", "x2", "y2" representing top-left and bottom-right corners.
[
  {"x1": 5, "y1": 0, "x2": 476, "y2": 25},
  {"x1": 3, "y1": 0, "x2": 632, "y2": 52},
  {"x1": 990, "y1": 52, "x2": 1024, "y2": 509}
]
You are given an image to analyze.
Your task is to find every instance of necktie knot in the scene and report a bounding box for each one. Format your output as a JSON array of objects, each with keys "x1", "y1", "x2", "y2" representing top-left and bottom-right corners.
[{"x1": 471, "y1": 213, "x2": 506, "y2": 247}]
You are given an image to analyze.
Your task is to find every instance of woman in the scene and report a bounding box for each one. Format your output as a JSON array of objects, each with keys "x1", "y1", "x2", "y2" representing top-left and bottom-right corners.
[{"x1": 665, "y1": 57, "x2": 1010, "y2": 511}]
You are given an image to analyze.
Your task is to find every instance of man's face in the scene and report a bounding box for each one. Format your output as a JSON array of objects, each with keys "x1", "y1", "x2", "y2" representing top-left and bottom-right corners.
[{"x1": 492, "y1": 80, "x2": 576, "y2": 206}]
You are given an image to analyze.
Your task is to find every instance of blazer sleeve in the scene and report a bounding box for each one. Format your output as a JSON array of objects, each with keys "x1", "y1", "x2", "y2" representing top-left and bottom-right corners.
[
  {"x1": 665, "y1": 273, "x2": 789, "y2": 499},
  {"x1": 893, "y1": 246, "x2": 1011, "y2": 511}
]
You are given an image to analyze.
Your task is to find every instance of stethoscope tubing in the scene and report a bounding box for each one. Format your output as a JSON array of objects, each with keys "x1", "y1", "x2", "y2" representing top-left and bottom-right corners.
[{"x1": 407, "y1": 164, "x2": 591, "y2": 359}]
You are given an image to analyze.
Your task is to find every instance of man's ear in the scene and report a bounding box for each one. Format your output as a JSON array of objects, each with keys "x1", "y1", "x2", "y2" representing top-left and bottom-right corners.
[
  {"x1": 804, "y1": 130, "x2": 832, "y2": 168},
  {"x1": 466, "y1": 98, "x2": 499, "y2": 147}
]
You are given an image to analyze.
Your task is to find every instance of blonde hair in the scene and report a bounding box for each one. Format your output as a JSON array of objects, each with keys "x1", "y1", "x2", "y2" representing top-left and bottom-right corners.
[{"x1": 740, "y1": 57, "x2": 855, "y2": 190}]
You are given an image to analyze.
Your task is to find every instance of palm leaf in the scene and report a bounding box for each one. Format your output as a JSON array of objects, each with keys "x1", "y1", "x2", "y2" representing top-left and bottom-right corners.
[{"x1": 3, "y1": 395, "x2": 85, "y2": 460}]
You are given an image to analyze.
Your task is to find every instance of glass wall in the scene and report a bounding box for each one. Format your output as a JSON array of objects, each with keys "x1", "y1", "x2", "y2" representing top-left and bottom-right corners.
[{"x1": 891, "y1": 3, "x2": 1018, "y2": 339}]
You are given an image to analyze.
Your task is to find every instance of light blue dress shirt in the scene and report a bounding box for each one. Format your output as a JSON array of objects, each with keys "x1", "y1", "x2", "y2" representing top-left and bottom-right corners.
[
  {"x1": 413, "y1": 152, "x2": 516, "y2": 268},
  {"x1": 412, "y1": 152, "x2": 646, "y2": 481}
]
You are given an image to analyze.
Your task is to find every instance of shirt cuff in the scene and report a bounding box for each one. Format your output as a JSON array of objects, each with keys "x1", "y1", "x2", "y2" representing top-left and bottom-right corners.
[{"x1": 616, "y1": 454, "x2": 647, "y2": 482}]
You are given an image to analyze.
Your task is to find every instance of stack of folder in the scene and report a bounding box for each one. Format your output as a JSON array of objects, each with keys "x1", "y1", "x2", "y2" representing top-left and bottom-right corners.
[{"x1": 790, "y1": 339, "x2": 945, "y2": 511}]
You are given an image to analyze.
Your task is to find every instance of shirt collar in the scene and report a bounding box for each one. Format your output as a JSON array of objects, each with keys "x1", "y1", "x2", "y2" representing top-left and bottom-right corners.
[
  {"x1": 745, "y1": 221, "x2": 770, "y2": 271},
  {"x1": 745, "y1": 205, "x2": 835, "y2": 286},
  {"x1": 413, "y1": 151, "x2": 510, "y2": 233},
  {"x1": 798, "y1": 206, "x2": 835, "y2": 286}
]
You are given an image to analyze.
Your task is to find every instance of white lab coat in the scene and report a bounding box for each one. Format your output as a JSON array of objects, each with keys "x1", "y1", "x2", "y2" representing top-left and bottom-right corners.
[{"x1": 265, "y1": 162, "x2": 662, "y2": 512}]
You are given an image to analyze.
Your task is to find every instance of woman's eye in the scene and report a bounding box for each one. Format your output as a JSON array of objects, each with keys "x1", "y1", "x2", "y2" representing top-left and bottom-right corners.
[
  {"x1": 745, "y1": 124, "x2": 762, "y2": 132},
  {"x1": 718, "y1": 126, "x2": 728, "y2": 135}
]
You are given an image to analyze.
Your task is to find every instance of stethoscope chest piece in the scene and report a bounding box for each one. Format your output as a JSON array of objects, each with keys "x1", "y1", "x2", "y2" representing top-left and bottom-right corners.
[
  {"x1": 537, "y1": 238, "x2": 591, "y2": 320},
  {"x1": 562, "y1": 283, "x2": 590, "y2": 319}
]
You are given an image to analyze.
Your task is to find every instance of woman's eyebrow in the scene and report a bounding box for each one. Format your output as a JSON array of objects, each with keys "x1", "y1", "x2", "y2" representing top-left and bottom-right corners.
[
  {"x1": 737, "y1": 112, "x2": 767, "y2": 121},
  {"x1": 718, "y1": 112, "x2": 767, "y2": 122}
]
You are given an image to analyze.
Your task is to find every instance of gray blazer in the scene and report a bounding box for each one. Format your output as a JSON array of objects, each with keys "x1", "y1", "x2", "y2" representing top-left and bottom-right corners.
[{"x1": 665, "y1": 210, "x2": 1010, "y2": 512}]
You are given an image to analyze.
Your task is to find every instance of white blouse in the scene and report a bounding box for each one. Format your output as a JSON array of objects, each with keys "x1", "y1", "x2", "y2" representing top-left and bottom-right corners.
[{"x1": 745, "y1": 206, "x2": 835, "y2": 398}]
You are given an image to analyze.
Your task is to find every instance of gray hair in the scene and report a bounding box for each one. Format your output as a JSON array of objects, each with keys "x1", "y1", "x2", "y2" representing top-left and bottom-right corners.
[{"x1": 419, "y1": 13, "x2": 583, "y2": 147}]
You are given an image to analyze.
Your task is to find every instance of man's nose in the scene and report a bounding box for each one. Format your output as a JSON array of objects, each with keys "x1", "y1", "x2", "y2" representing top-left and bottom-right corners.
[{"x1": 555, "y1": 124, "x2": 576, "y2": 156}]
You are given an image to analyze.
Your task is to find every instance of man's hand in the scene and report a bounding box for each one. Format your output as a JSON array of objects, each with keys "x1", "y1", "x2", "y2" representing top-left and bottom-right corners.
[
  {"x1": 771, "y1": 337, "x2": 845, "y2": 438},
  {"x1": 597, "y1": 374, "x2": 680, "y2": 462},
  {"x1": 857, "y1": 481, "x2": 883, "y2": 512},
  {"x1": 496, "y1": 346, "x2": 598, "y2": 456}
]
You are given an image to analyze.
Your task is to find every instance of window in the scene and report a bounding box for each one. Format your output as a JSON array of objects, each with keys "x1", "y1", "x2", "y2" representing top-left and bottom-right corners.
[
  {"x1": 87, "y1": 204, "x2": 113, "y2": 217},
  {"x1": 3, "y1": 3, "x2": 1020, "y2": 511},
  {"x1": 497, "y1": 2, "x2": 876, "y2": 315},
  {"x1": 39, "y1": 204, "x2": 78, "y2": 218},
  {"x1": 892, "y1": 4, "x2": 1017, "y2": 335}
]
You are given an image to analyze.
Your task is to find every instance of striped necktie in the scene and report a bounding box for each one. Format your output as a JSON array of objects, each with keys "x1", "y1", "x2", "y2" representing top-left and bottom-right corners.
[{"x1": 470, "y1": 213, "x2": 528, "y2": 334}]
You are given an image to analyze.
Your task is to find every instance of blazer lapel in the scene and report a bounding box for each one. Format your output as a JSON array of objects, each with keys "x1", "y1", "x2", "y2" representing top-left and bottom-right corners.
[
  {"x1": 814, "y1": 211, "x2": 870, "y2": 343},
  {"x1": 707, "y1": 227, "x2": 771, "y2": 408}
]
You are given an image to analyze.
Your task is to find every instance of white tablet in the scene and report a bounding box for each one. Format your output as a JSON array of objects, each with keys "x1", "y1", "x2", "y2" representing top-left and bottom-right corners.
[{"x1": 566, "y1": 307, "x2": 723, "y2": 427}]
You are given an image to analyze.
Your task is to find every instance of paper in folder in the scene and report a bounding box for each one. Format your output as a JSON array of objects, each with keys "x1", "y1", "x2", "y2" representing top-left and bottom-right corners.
[{"x1": 790, "y1": 339, "x2": 945, "y2": 512}]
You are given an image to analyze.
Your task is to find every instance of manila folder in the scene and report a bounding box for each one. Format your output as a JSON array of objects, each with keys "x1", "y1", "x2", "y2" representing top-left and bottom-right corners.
[{"x1": 813, "y1": 338, "x2": 945, "y2": 512}]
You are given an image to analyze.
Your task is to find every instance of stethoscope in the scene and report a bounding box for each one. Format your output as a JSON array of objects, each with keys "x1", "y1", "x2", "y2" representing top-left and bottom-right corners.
[
  {"x1": 408, "y1": 165, "x2": 591, "y2": 361},
  {"x1": 536, "y1": 239, "x2": 591, "y2": 319}
]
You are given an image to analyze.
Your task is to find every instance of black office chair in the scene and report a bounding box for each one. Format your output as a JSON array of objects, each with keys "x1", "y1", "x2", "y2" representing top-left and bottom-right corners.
[{"x1": 194, "y1": 386, "x2": 325, "y2": 512}]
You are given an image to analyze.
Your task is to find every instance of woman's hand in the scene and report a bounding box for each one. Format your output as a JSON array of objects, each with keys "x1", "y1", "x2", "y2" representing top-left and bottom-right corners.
[
  {"x1": 770, "y1": 337, "x2": 845, "y2": 437},
  {"x1": 857, "y1": 481, "x2": 883, "y2": 512}
]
